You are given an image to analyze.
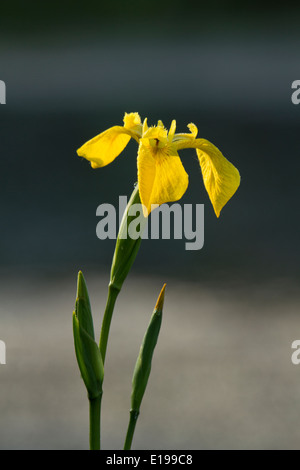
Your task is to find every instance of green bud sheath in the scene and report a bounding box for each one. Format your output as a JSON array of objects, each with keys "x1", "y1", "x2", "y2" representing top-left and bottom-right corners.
[
  {"x1": 110, "y1": 184, "x2": 147, "y2": 292},
  {"x1": 131, "y1": 284, "x2": 165, "y2": 411},
  {"x1": 75, "y1": 270, "x2": 95, "y2": 339},
  {"x1": 124, "y1": 284, "x2": 166, "y2": 450},
  {"x1": 73, "y1": 272, "x2": 104, "y2": 400}
]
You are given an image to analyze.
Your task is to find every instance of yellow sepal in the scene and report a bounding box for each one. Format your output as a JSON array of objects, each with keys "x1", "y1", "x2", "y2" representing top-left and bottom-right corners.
[
  {"x1": 137, "y1": 143, "x2": 189, "y2": 215},
  {"x1": 195, "y1": 139, "x2": 240, "y2": 217},
  {"x1": 77, "y1": 126, "x2": 132, "y2": 168}
]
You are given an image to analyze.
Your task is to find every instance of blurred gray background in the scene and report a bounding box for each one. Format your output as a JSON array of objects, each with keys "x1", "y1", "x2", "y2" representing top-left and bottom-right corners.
[{"x1": 1, "y1": 1, "x2": 300, "y2": 449}]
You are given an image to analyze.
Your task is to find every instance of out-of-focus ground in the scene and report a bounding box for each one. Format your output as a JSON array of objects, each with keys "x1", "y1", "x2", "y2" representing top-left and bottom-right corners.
[{"x1": 0, "y1": 270, "x2": 300, "y2": 450}]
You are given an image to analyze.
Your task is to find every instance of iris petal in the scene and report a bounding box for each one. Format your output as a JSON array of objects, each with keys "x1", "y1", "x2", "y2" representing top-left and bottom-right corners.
[
  {"x1": 77, "y1": 126, "x2": 132, "y2": 168},
  {"x1": 195, "y1": 139, "x2": 240, "y2": 217},
  {"x1": 137, "y1": 143, "x2": 189, "y2": 215}
]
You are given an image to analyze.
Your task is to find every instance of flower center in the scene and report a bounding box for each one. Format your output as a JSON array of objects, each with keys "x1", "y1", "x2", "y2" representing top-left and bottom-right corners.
[{"x1": 149, "y1": 138, "x2": 166, "y2": 150}]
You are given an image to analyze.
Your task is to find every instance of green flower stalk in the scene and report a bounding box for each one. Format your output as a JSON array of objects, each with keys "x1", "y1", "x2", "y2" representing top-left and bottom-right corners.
[
  {"x1": 99, "y1": 184, "x2": 147, "y2": 364},
  {"x1": 124, "y1": 284, "x2": 166, "y2": 450},
  {"x1": 73, "y1": 186, "x2": 147, "y2": 451}
]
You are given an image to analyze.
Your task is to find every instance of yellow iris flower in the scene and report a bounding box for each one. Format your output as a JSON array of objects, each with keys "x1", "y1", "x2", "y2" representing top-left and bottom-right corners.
[{"x1": 77, "y1": 112, "x2": 240, "y2": 217}]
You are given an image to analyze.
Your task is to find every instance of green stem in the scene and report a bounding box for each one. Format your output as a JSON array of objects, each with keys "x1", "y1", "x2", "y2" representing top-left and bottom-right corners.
[
  {"x1": 99, "y1": 285, "x2": 120, "y2": 365},
  {"x1": 89, "y1": 285, "x2": 118, "y2": 452},
  {"x1": 124, "y1": 409, "x2": 139, "y2": 450},
  {"x1": 96, "y1": 185, "x2": 144, "y2": 451},
  {"x1": 89, "y1": 394, "x2": 102, "y2": 450}
]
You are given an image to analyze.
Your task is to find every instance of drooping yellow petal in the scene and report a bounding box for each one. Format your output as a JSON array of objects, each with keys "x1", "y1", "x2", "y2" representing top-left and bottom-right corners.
[
  {"x1": 77, "y1": 112, "x2": 142, "y2": 169},
  {"x1": 77, "y1": 126, "x2": 133, "y2": 169},
  {"x1": 137, "y1": 142, "x2": 189, "y2": 215},
  {"x1": 195, "y1": 139, "x2": 240, "y2": 217}
]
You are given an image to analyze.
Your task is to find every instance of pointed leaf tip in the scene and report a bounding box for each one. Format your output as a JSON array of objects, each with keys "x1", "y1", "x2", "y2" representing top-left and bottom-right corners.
[
  {"x1": 77, "y1": 271, "x2": 88, "y2": 299},
  {"x1": 75, "y1": 271, "x2": 95, "y2": 341},
  {"x1": 155, "y1": 284, "x2": 166, "y2": 311}
]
